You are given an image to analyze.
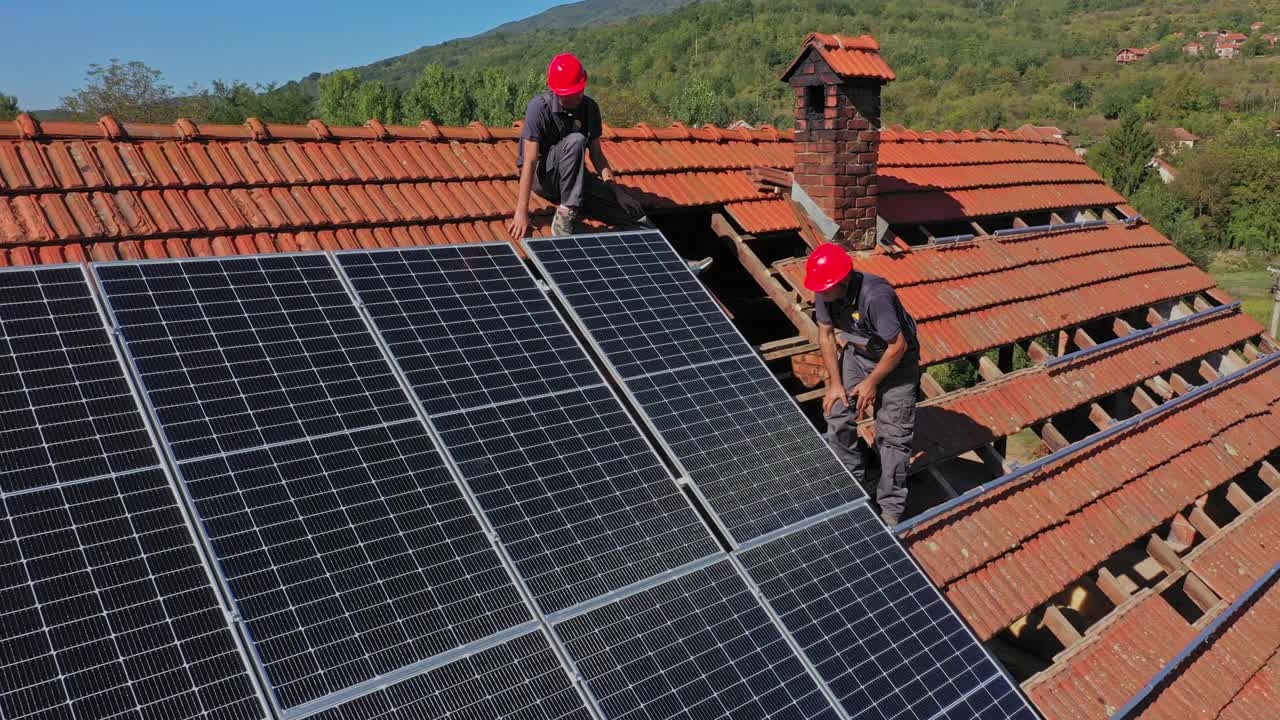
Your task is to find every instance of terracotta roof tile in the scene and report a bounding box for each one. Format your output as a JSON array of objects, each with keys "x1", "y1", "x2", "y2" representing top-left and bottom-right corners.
[
  {"x1": 907, "y1": 310, "x2": 1262, "y2": 466},
  {"x1": 903, "y1": 363, "x2": 1280, "y2": 638},
  {"x1": 1024, "y1": 592, "x2": 1196, "y2": 720},
  {"x1": 723, "y1": 198, "x2": 800, "y2": 234},
  {"x1": 1186, "y1": 495, "x2": 1280, "y2": 603}
]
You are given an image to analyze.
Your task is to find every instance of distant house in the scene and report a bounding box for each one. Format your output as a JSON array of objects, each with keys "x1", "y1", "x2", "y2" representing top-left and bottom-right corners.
[
  {"x1": 1198, "y1": 30, "x2": 1221, "y2": 39},
  {"x1": 1251, "y1": 21, "x2": 1265, "y2": 31},
  {"x1": 1217, "y1": 32, "x2": 1249, "y2": 46},
  {"x1": 1169, "y1": 127, "x2": 1200, "y2": 149},
  {"x1": 1115, "y1": 47, "x2": 1152, "y2": 64},
  {"x1": 1017, "y1": 124, "x2": 1065, "y2": 142},
  {"x1": 727, "y1": 120, "x2": 755, "y2": 130},
  {"x1": 1216, "y1": 42, "x2": 1245, "y2": 59},
  {"x1": 1183, "y1": 41, "x2": 1204, "y2": 56},
  {"x1": 1149, "y1": 156, "x2": 1178, "y2": 184},
  {"x1": 1265, "y1": 33, "x2": 1279, "y2": 48}
]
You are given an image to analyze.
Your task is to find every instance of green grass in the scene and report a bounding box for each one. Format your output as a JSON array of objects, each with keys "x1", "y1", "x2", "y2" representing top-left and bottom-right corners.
[{"x1": 1209, "y1": 267, "x2": 1276, "y2": 328}]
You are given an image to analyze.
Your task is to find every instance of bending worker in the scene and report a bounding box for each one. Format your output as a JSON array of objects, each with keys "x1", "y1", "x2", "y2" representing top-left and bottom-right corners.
[
  {"x1": 805, "y1": 243, "x2": 921, "y2": 526},
  {"x1": 508, "y1": 53, "x2": 652, "y2": 239}
]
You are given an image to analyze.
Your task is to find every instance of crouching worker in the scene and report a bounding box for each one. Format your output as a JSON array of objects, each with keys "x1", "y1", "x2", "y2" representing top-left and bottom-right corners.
[
  {"x1": 805, "y1": 243, "x2": 921, "y2": 526},
  {"x1": 508, "y1": 52, "x2": 653, "y2": 240}
]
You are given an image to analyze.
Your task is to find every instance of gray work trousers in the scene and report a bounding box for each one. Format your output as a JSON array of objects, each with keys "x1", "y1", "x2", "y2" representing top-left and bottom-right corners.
[
  {"x1": 532, "y1": 133, "x2": 648, "y2": 227},
  {"x1": 824, "y1": 349, "x2": 919, "y2": 517}
]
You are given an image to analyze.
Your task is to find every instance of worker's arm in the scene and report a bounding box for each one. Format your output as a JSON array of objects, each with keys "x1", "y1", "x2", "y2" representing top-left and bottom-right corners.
[
  {"x1": 507, "y1": 138, "x2": 540, "y2": 241},
  {"x1": 852, "y1": 332, "x2": 907, "y2": 418},
  {"x1": 588, "y1": 138, "x2": 613, "y2": 181},
  {"x1": 819, "y1": 322, "x2": 847, "y2": 416}
]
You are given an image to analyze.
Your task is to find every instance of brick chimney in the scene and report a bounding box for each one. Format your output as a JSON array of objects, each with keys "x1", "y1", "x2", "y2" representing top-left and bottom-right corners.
[{"x1": 781, "y1": 33, "x2": 895, "y2": 250}]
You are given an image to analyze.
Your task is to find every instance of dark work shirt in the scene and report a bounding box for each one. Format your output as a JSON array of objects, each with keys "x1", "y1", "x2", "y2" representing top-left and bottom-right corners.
[
  {"x1": 815, "y1": 271, "x2": 919, "y2": 358},
  {"x1": 516, "y1": 91, "x2": 602, "y2": 167}
]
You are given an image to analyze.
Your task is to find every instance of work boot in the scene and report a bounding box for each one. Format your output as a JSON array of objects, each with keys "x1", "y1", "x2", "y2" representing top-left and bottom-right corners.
[
  {"x1": 880, "y1": 511, "x2": 900, "y2": 527},
  {"x1": 552, "y1": 205, "x2": 578, "y2": 236}
]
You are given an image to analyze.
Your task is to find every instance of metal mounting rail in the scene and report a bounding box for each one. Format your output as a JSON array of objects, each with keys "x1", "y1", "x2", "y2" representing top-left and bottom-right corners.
[
  {"x1": 1110, "y1": 562, "x2": 1279, "y2": 720},
  {"x1": 896, "y1": 349, "x2": 1280, "y2": 535},
  {"x1": 1044, "y1": 301, "x2": 1242, "y2": 368}
]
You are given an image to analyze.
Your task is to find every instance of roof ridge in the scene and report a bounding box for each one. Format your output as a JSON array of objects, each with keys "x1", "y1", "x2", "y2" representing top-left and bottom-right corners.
[
  {"x1": 0, "y1": 113, "x2": 793, "y2": 144},
  {"x1": 881, "y1": 124, "x2": 1069, "y2": 145}
]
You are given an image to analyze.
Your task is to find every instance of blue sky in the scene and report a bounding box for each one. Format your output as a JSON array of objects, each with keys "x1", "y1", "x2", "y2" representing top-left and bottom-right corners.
[{"x1": 3, "y1": 1, "x2": 562, "y2": 110}]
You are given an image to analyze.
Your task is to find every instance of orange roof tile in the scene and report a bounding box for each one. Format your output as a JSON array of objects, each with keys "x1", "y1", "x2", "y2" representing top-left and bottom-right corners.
[
  {"x1": 781, "y1": 33, "x2": 896, "y2": 82},
  {"x1": 902, "y1": 362, "x2": 1280, "y2": 639}
]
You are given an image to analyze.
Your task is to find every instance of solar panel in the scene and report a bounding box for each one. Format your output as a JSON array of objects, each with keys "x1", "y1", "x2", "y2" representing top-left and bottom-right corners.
[
  {"x1": 737, "y1": 504, "x2": 1038, "y2": 720},
  {"x1": 178, "y1": 420, "x2": 532, "y2": 711},
  {"x1": 94, "y1": 255, "x2": 417, "y2": 462},
  {"x1": 335, "y1": 246, "x2": 720, "y2": 614},
  {"x1": 0, "y1": 468, "x2": 266, "y2": 720},
  {"x1": 629, "y1": 357, "x2": 863, "y2": 543},
  {"x1": 337, "y1": 244, "x2": 602, "y2": 415},
  {"x1": 554, "y1": 558, "x2": 841, "y2": 720},
  {"x1": 524, "y1": 233, "x2": 753, "y2": 379},
  {"x1": 0, "y1": 266, "x2": 155, "y2": 493},
  {"x1": 526, "y1": 232, "x2": 863, "y2": 544},
  {"x1": 312, "y1": 630, "x2": 592, "y2": 720}
]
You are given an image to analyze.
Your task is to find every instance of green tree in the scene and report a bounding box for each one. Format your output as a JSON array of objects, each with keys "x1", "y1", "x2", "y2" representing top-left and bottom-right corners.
[
  {"x1": 1060, "y1": 80, "x2": 1091, "y2": 110},
  {"x1": 0, "y1": 93, "x2": 18, "y2": 120},
  {"x1": 403, "y1": 65, "x2": 472, "y2": 125},
  {"x1": 1131, "y1": 179, "x2": 1212, "y2": 267},
  {"x1": 258, "y1": 83, "x2": 315, "y2": 124},
  {"x1": 60, "y1": 60, "x2": 174, "y2": 122},
  {"x1": 669, "y1": 79, "x2": 723, "y2": 126},
  {"x1": 319, "y1": 70, "x2": 364, "y2": 126},
  {"x1": 356, "y1": 81, "x2": 402, "y2": 124},
  {"x1": 1088, "y1": 111, "x2": 1155, "y2": 197},
  {"x1": 472, "y1": 68, "x2": 516, "y2": 126}
]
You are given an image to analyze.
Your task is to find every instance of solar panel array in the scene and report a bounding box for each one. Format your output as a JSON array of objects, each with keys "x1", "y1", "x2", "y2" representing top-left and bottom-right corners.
[
  {"x1": 738, "y1": 504, "x2": 1038, "y2": 720},
  {"x1": 526, "y1": 233, "x2": 863, "y2": 545},
  {"x1": 94, "y1": 256, "x2": 566, "y2": 716},
  {"x1": 0, "y1": 237, "x2": 1041, "y2": 720},
  {"x1": 527, "y1": 231, "x2": 1041, "y2": 720},
  {"x1": 0, "y1": 265, "x2": 266, "y2": 720},
  {"x1": 335, "y1": 245, "x2": 720, "y2": 614}
]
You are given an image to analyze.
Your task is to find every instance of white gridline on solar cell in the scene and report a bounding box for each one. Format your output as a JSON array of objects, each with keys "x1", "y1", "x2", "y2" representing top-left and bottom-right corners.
[
  {"x1": 0, "y1": 327, "x2": 144, "y2": 462},
  {"x1": 318, "y1": 632, "x2": 582, "y2": 720},
  {"x1": 936, "y1": 675, "x2": 1031, "y2": 720},
  {"x1": 0, "y1": 480, "x2": 253, "y2": 719},
  {"x1": 537, "y1": 246, "x2": 743, "y2": 365},
  {"x1": 115, "y1": 279, "x2": 403, "y2": 458},
  {"x1": 355, "y1": 259, "x2": 594, "y2": 400},
  {"x1": 438, "y1": 393, "x2": 696, "y2": 582},
  {"x1": 565, "y1": 569, "x2": 830, "y2": 719},
  {"x1": 183, "y1": 433, "x2": 515, "y2": 645},
  {"x1": 762, "y1": 528, "x2": 989, "y2": 720},
  {"x1": 182, "y1": 477, "x2": 514, "y2": 685}
]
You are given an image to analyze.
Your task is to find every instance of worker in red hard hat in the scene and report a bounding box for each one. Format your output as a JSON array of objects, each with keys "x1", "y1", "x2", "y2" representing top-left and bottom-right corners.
[
  {"x1": 508, "y1": 53, "x2": 652, "y2": 240},
  {"x1": 805, "y1": 243, "x2": 921, "y2": 526}
]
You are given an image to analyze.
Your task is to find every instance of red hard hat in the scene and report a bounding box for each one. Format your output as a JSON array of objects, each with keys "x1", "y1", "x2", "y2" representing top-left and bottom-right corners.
[
  {"x1": 547, "y1": 53, "x2": 588, "y2": 96},
  {"x1": 804, "y1": 243, "x2": 853, "y2": 293}
]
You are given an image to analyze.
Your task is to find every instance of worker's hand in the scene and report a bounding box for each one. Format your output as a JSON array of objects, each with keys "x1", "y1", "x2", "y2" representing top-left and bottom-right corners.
[
  {"x1": 612, "y1": 184, "x2": 643, "y2": 217},
  {"x1": 852, "y1": 378, "x2": 878, "y2": 420},
  {"x1": 508, "y1": 208, "x2": 530, "y2": 241},
  {"x1": 821, "y1": 384, "x2": 848, "y2": 416}
]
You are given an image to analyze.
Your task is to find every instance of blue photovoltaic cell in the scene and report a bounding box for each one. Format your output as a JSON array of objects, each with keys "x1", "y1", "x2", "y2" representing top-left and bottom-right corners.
[
  {"x1": 336, "y1": 246, "x2": 719, "y2": 615},
  {"x1": 526, "y1": 233, "x2": 754, "y2": 379},
  {"x1": 554, "y1": 559, "x2": 841, "y2": 720},
  {"x1": 629, "y1": 357, "x2": 862, "y2": 543},
  {"x1": 336, "y1": 245, "x2": 602, "y2": 416},
  {"x1": 737, "y1": 504, "x2": 1038, "y2": 720},
  {"x1": 527, "y1": 233, "x2": 862, "y2": 544},
  {"x1": 95, "y1": 255, "x2": 416, "y2": 462},
  {"x1": 178, "y1": 421, "x2": 531, "y2": 710},
  {"x1": 0, "y1": 468, "x2": 264, "y2": 720},
  {"x1": 312, "y1": 631, "x2": 592, "y2": 720},
  {"x1": 0, "y1": 266, "x2": 155, "y2": 493}
]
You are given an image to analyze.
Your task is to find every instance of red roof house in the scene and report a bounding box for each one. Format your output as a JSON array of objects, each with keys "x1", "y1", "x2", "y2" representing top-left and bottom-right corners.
[
  {"x1": 1116, "y1": 47, "x2": 1152, "y2": 63},
  {"x1": 1, "y1": 31, "x2": 1276, "y2": 720}
]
